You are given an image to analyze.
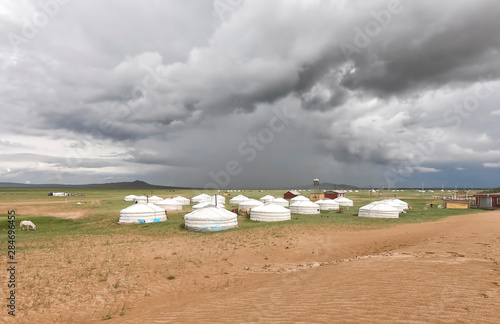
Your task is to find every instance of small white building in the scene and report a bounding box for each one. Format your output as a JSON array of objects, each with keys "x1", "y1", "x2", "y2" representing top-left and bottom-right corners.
[
  {"x1": 119, "y1": 202, "x2": 167, "y2": 224},
  {"x1": 259, "y1": 195, "x2": 275, "y2": 204},
  {"x1": 135, "y1": 195, "x2": 148, "y2": 203},
  {"x1": 155, "y1": 198, "x2": 183, "y2": 211},
  {"x1": 238, "y1": 199, "x2": 264, "y2": 212},
  {"x1": 172, "y1": 196, "x2": 191, "y2": 205},
  {"x1": 317, "y1": 199, "x2": 340, "y2": 211},
  {"x1": 184, "y1": 207, "x2": 238, "y2": 232},
  {"x1": 147, "y1": 195, "x2": 164, "y2": 203},
  {"x1": 250, "y1": 204, "x2": 291, "y2": 222},
  {"x1": 358, "y1": 202, "x2": 400, "y2": 218},
  {"x1": 124, "y1": 195, "x2": 138, "y2": 202},
  {"x1": 333, "y1": 197, "x2": 354, "y2": 207},
  {"x1": 147, "y1": 203, "x2": 168, "y2": 220},
  {"x1": 211, "y1": 195, "x2": 226, "y2": 205},
  {"x1": 191, "y1": 193, "x2": 211, "y2": 204},
  {"x1": 192, "y1": 201, "x2": 225, "y2": 210},
  {"x1": 272, "y1": 197, "x2": 289, "y2": 207},
  {"x1": 229, "y1": 195, "x2": 249, "y2": 205},
  {"x1": 290, "y1": 200, "x2": 320, "y2": 214},
  {"x1": 290, "y1": 195, "x2": 310, "y2": 203},
  {"x1": 379, "y1": 198, "x2": 409, "y2": 212}
]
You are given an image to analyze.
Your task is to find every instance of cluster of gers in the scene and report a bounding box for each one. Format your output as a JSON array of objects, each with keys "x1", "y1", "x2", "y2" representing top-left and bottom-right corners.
[{"x1": 119, "y1": 193, "x2": 407, "y2": 232}]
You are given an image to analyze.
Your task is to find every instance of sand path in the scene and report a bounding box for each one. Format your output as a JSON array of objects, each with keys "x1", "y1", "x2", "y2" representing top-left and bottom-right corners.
[{"x1": 117, "y1": 211, "x2": 500, "y2": 324}]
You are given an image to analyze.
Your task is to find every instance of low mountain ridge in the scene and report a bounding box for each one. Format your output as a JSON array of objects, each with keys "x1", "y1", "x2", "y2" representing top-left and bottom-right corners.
[{"x1": 0, "y1": 180, "x2": 180, "y2": 190}]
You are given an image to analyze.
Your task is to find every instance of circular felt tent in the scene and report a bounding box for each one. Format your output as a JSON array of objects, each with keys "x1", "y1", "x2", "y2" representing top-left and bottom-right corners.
[
  {"x1": 211, "y1": 195, "x2": 226, "y2": 205},
  {"x1": 377, "y1": 199, "x2": 404, "y2": 212},
  {"x1": 333, "y1": 197, "x2": 354, "y2": 207},
  {"x1": 155, "y1": 198, "x2": 183, "y2": 211},
  {"x1": 184, "y1": 207, "x2": 238, "y2": 232},
  {"x1": 172, "y1": 196, "x2": 190, "y2": 205},
  {"x1": 135, "y1": 195, "x2": 148, "y2": 203},
  {"x1": 358, "y1": 202, "x2": 400, "y2": 218},
  {"x1": 191, "y1": 193, "x2": 211, "y2": 204},
  {"x1": 147, "y1": 203, "x2": 168, "y2": 220},
  {"x1": 192, "y1": 201, "x2": 225, "y2": 210},
  {"x1": 250, "y1": 203, "x2": 291, "y2": 222},
  {"x1": 124, "y1": 195, "x2": 138, "y2": 202},
  {"x1": 119, "y1": 202, "x2": 166, "y2": 224},
  {"x1": 272, "y1": 197, "x2": 289, "y2": 207},
  {"x1": 229, "y1": 195, "x2": 249, "y2": 205},
  {"x1": 381, "y1": 198, "x2": 409, "y2": 211},
  {"x1": 290, "y1": 200, "x2": 320, "y2": 214},
  {"x1": 147, "y1": 195, "x2": 163, "y2": 204},
  {"x1": 259, "y1": 195, "x2": 275, "y2": 204},
  {"x1": 238, "y1": 199, "x2": 264, "y2": 212},
  {"x1": 290, "y1": 195, "x2": 310, "y2": 203},
  {"x1": 317, "y1": 199, "x2": 340, "y2": 211}
]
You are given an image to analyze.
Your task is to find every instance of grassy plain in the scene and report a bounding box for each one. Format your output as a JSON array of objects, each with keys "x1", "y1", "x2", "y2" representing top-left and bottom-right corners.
[{"x1": 0, "y1": 188, "x2": 484, "y2": 244}]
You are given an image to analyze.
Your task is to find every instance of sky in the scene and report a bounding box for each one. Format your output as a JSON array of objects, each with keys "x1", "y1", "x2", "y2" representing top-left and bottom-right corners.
[{"x1": 1, "y1": 0, "x2": 500, "y2": 189}]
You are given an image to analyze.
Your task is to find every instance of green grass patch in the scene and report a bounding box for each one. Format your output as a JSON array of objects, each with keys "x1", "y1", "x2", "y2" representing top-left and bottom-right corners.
[{"x1": 0, "y1": 188, "x2": 489, "y2": 248}]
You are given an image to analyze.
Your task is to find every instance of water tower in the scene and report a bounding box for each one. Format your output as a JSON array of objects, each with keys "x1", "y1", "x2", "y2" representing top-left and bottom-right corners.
[{"x1": 312, "y1": 178, "x2": 320, "y2": 201}]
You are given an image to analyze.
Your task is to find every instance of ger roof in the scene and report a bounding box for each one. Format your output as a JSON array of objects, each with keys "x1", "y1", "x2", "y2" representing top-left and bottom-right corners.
[
  {"x1": 184, "y1": 207, "x2": 237, "y2": 221},
  {"x1": 251, "y1": 203, "x2": 289, "y2": 212}
]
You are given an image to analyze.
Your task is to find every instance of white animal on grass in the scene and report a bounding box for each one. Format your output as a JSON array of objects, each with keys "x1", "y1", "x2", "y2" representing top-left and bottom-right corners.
[{"x1": 20, "y1": 220, "x2": 36, "y2": 231}]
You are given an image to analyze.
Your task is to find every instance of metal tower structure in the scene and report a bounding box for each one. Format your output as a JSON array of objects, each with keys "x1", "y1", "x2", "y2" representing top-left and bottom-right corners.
[{"x1": 313, "y1": 178, "x2": 320, "y2": 201}]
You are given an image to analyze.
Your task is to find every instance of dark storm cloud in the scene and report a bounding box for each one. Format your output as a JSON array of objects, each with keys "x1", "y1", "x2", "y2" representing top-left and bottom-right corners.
[
  {"x1": 9, "y1": 0, "x2": 500, "y2": 134},
  {"x1": 131, "y1": 0, "x2": 500, "y2": 120},
  {"x1": 339, "y1": 0, "x2": 500, "y2": 97},
  {"x1": 300, "y1": 70, "x2": 350, "y2": 111},
  {"x1": 2, "y1": 0, "x2": 500, "y2": 187},
  {"x1": 123, "y1": 149, "x2": 201, "y2": 168}
]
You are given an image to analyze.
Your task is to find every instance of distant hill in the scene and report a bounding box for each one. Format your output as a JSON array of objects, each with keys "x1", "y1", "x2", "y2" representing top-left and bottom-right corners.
[
  {"x1": 479, "y1": 187, "x2": 500, "y2": 194},
  {"x1": 0, "y1": 180, "x2": 184, "y2": 190},
  {"x1": 0, "y1": 182, "x2": 32, "y2": 188},
  {"x1": 296, "y1": 182, "x2": 358, "y2": 190},
  {"x1": 0, "y1": 180, "x2": 360, "y2": 191}
]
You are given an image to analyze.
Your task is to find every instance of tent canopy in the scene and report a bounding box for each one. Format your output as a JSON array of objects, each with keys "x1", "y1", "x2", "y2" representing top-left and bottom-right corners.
[
  {"x1": 119, "y1": 202, "x2": 166, "y2": 224},
  {"x1": 290, "y1": 195, "x2": 310, "y2": 202},
  {"x1": 184, "y1": 207, "x2": 238, "y2": 232},
  {"x1": 272, "y1": 197, "x2": 289, "y2": 207},
  {"x1": 250, "y1": 203, "x2": 291, "y2": 222},
  {"x1": 333, "y1": 197, "x2": 353, "y2": 207},
  {"x1": 358, "y1": 202, "x2": 400, "y2": 218},
  {"x1": 290, "y1": 200, "x2": 320, "y2": 214}
]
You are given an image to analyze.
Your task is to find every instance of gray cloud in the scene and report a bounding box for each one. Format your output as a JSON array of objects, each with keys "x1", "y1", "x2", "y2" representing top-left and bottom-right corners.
[
  {"x1": 339, "y1": 0, "x2": 500, "y2": 96},
  {"x1": 1, "y1": 0, "x2": 500, "y2": 188}
]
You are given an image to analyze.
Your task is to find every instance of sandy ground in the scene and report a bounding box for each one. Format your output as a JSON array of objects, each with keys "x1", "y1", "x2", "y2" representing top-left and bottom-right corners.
[
  {"x1": 1, "y1": 210, "x2": 499, "y2": 323},
  {"x1": 0, "y1": 200, "x2": 99, "y2": 219}
]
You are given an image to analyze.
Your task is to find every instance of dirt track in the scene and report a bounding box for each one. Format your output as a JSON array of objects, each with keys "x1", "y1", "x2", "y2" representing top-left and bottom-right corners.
[
  {"x1": 0, "y1": 200, "x2": 98, "y2": 219},
  {"x1": 2, "y1": 211, "x2": 499, "y2": 323}
]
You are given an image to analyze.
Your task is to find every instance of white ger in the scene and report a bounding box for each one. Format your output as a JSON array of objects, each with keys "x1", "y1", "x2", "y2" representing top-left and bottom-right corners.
[{"x1": 20, "y1": 220, "x2": 36, "y2": 231}]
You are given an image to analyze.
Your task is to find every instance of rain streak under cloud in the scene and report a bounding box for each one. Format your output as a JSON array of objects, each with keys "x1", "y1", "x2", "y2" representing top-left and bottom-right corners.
[{"x1": 1, "y1": 0, "x2": 500, "y2": 189}]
